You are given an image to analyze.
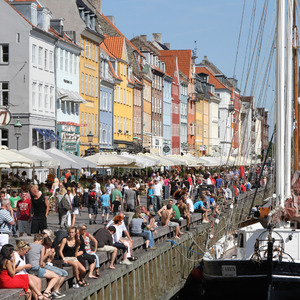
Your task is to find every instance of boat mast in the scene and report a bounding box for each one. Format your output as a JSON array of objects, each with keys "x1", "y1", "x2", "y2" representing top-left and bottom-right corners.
[
  {"x1": 285, "y1": 0, "x2": 293, "y2": 199},
  {"x1": 276, "y1": 0, "x2": 285, "y2": 207},
  {"x1": 293, "y1": 0, "x2": 299, "y2": 173}
]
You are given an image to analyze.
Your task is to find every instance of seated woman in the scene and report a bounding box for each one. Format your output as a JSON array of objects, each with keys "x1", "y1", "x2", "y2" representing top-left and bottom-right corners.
[
  {"x1": 14, "y1": 241, "x2": 44, "y2": 300},
  {"x1": 58, "y1": 226, "x2": 87, "y2": 288},
  {"x1": 79, "y1": 224, "x2": 101, "y2": 278},
  {"x1": 130, "y1": 211, "x2": 151, "y2": 250},
  {"x1": 0, "y1": 244, "x2": 47, "y2": 300}
]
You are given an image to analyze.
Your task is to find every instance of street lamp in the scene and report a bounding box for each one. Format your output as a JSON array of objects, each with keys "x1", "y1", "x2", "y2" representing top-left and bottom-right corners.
[
  {"x1": 14, "y1": 117, "x2": 22, "y2": 150},
  {"x1": 87, "y1": 130, "x2": 93, "y2": 155}
]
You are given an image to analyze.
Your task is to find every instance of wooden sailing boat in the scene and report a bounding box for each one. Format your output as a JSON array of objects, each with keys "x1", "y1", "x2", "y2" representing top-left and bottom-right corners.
[{"x1": 179, "y1": 1, "x2": 300, "y2": 299}]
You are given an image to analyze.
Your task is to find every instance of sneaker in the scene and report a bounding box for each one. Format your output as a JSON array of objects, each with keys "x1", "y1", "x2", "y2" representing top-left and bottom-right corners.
[
  {"x1": 149, "y1": 246, "x2": 156, "y2": 250},
  {"x1": 51, "y1": 291, "x2": 65, "y2": 298},
  {"x1": 54, "y1": 291, "x2": 66, "y2": 298},
  {"x1": 93, "y1": 221, "x2": 97, "y2": 224},
  {"x1": 120, "y1": 260, "x2": 132, "y2": 265},
  {"x1": 73, "y1": 283, "x2": 80, "y2": 289}
]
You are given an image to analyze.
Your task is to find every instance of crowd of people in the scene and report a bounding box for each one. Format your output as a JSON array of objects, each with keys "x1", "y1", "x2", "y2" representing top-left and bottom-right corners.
[{"x1": 0, "y1": 164, "x2": 269, "y2": 298}]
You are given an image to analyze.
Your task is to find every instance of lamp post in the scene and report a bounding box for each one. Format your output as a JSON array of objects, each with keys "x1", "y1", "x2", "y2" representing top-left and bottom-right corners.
[
  {"x1": 87, "y1": 130, "x2": 93, "y2": 155},
  {"x1": 14, "y1": 117, "x2": 22, "y2": 150}
]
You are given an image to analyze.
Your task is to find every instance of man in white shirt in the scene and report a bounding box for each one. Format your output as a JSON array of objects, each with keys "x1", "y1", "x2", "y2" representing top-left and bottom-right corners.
[
  {"x1": 93, "y1": 179, "x2": 102, "y2": 196},
  {"x1": 153, "y1": 179, "x2": 163, "y2": 212},
  {"x1": 186, "y1": 196, "x2": 194, "y2": 214}
]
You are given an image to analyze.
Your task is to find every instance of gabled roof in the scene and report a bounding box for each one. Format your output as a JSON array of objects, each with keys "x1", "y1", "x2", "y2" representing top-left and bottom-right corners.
[
  {"x1": 104, "y1": 36, "x2": 125, "y2": 60},
  {"x1": 100, "y1": 42, "x2": 116, "y2": 59},
  {"x1": 159, "y1": 50, "x2": 192, "y2": 79},
  {"x1": 159, "y1": 55, "x2": 177, "y2": 79},
  {"x1": 108, "y1": 61, "x2": 122, "y2": 81},
  {"x1": 196, "y1": 66, "x2": 231, "y2": 91},
  {"x1": 99, "y1": 14, "x2": 145, "y2": 58},
  {"x1": 130, "y1": 36, "x2": 160, "y2": 55}
]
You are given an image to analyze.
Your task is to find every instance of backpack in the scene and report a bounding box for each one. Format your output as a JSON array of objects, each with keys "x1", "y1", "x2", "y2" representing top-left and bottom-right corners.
[
  {"x1": 73, "y1": 195, "x2": 81, "y2": 208},
  {"x1": 88, "y1": 191, "x2": 97, "y2": 205},
  {"x1": 61, "y1": 194, "x2": 71, "y2": 211}
]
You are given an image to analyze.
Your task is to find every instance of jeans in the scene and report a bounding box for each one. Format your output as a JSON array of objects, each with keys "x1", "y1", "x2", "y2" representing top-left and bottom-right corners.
[
  {"x1": 44, "y1": 264, "x2": 68, "y2": 277},
  {"x1": 86, "y1": 250, "x2": 99, "y2": 268},
  {"x1": 144, "y1": 230, "x2": 154, "y2": 248},
  {"x1": 153, "y1": 196, "x2": 161, "y2": 212}
]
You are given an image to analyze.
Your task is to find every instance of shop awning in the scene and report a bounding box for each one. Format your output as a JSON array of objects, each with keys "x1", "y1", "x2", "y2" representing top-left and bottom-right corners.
[{"x1": 57, "y1": 88, "x2": 86, "y2": 103}]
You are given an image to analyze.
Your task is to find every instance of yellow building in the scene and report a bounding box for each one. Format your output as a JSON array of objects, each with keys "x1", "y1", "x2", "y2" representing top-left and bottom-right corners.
[
  {"x1": 79, "y1": 35, "x2": 101, "y2": 156},
  {"x1": 195, "y1": 97, "x2": 209, "y2": 157},
  {"x1": 105, "y1": 36, "x2": 134, "y2": 150}
]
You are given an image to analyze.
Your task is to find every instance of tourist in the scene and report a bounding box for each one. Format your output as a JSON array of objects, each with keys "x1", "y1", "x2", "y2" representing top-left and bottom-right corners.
[
  {"x1": 130, "y1": 211, "x2": 151, "y2": 250},
  {"x1": 17, "y1": 190, "x2": 31, "y2": 237},
  {"x1": 194, "y1": 195, "x2": 211, "y2": 223},
  {"x1": 0, "y1": 198, "x2": 14, "y2": 250},
  {"x1": 160, "y1": 204, "x2": 181, "y2": 239},
  {"x1": 177, "y1": 198, "x2": 191, "y2": 231},
  {"x1": 93, "y1": 226, "x2": 117, "y2": 270},
  {"x1": 58, "y1": 227, "x2": 87, "y2": 288},
  {"x1": 87, "y1": 184, "x2": 99, "y2": 225},
  {"x1": 111, "y1": 184, "x2": 123, "y2": 212},
  {"x1": 30, "y1": 185, "x2": 49, "y2": 234},
  {"x1": 124, "y1": 183, "x2": 137, "y2": 212},
  {"x1": 14, "y1": 241, "x2": 44, "y2": 300},
  {"x1": 70, "y1": 187, "x2": 81, "y2": 227},
  {"x1": 100, "y1": 188, "x2": 110, "y2": 224},
  {"x1": 78, "y1": 224, "x2": 101, "y2": 278},
  {"x1": 9, "y1": 190, "x2": 20, "y2": 237},
  {"x1": 111, "y1": 195, "x2": 121, "y2": 216},
  {"x1": 146, "y1": 184, "x2": 154, "y2": 211},
  {"x1": 51, "y1": 178, "x2": 60, "y2": 197},
  {"x1": 25, "y1": 234, "x2": 62, "y2": 299},
  {"x1": 64, "y1": 170, "x2": 71, "y2": 182},
  {"x1": 153, "y1": 179, "x2": 163, "y2": 212}
]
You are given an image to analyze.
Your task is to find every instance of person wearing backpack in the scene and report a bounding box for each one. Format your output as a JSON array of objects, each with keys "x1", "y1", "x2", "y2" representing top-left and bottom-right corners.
[
  {"x1": 87, "y1": 184, "x2": 99, "y2": 225},
  {"x1": 59, "y1": 188, "x2": 72, "y2": 230},
  {"x1": 71, "y1": 187, "x2": 82, "y2": 227}
]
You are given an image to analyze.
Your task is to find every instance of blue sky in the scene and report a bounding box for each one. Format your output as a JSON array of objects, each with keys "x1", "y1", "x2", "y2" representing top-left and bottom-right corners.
[{"x1": 102, "y1": 0, "x2": 276, "y2": 127}]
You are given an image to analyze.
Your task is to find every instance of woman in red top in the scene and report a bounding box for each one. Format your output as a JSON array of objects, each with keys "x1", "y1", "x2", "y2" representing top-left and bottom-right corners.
[{"x1": 0, "y1": 244, "x2": 48, "y2": 299}]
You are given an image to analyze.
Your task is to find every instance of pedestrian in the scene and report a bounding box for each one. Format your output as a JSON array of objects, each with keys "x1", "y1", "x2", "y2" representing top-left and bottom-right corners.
[
  {"x1": 30, "y1": 185, "x2": 49, "y2": 234},
  {"x1": 87, "y1": 184, "x2": 99, "y2": 225},
  {"x1": 70, "y1": 187, "x2": 81, "y2": 227},
  {"x1": 17, "y1": 190, "x2": 31, "y2": 237},
  {"x1": 59, "y1": 188, "x2": 72, "y2": 229},
  {"x1": 152, "y1": 179, "x2": 163, "y2": 212},
  {"x1": 100, "y1": 189, "x2": 110, "y2": 224},
  {"x1": 0, "y1": 198, "x2": 14, "y2": 250}
]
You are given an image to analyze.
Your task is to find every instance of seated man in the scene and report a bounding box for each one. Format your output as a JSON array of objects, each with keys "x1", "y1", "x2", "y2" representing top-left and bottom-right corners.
[
  {"x1": 93, "y1": 226, "x2": 117, "y2": 269},
  {"x1": 209, "y1": 193, "x2": 220, "y2": 216},
  {"x1": 178, "y1": 197, "x2": 191, "y2": 231},
  {"x1": 160, "y1": 204, "x2": 181, "y2": 239},
  {"x1": 194, "y1": 195, "x2": 211, "y2": 223}
]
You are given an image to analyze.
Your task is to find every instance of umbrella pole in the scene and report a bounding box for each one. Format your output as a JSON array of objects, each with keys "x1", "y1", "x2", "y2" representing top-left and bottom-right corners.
[
  {"x1": 0, "y1": 168, "x2": 2, "y2": 187},
  {"x1": 103, "y1": 167, "x2": 104, "y2": 184}
]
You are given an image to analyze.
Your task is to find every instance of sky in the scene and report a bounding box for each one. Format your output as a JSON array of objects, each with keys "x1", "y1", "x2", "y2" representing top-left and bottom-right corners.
[{"x1": 102, "y1": 0, "x2": 277, "y2": 128}]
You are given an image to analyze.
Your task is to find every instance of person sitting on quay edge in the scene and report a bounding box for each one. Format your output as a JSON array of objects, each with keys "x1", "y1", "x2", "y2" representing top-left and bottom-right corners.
[
  {"x1": 0, "y1": 197, "x2": 15, "y2": 250},
  {"x1": 93, "y1": 226, "x2": 117, "y2": 270},
  {"x1": 160, "y1": 204, "x2": 181, "y2": 239},
  {"x1": 177, "y1": 197, "x2": 191, "y2": 231},
  {"x1": 194, "y1": 195, "x2": 211, "y2": 224}
]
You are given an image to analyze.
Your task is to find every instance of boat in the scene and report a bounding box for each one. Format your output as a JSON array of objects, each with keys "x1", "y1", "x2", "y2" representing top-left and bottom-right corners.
[{"x1": 177, "y1": 1, "x2": 300, "y2": 299}]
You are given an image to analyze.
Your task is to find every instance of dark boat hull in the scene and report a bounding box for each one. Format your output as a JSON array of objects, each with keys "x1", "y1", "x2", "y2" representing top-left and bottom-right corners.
[{"x1": 178, "y1": 259, "x2": 300, "y2": 300}]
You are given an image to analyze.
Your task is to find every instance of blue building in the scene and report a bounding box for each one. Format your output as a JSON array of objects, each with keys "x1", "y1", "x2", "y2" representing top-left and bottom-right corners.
[
  {"x1": 99, "y1": 43, "x2": 115, "y2": 151},
  {"x1": 163, "y1": 75, "x2": 172, "y2": 154}
]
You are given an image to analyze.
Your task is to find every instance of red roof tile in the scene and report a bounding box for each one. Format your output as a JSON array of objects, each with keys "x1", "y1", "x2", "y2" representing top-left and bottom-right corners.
[
  {"x1": 100, "y1": 14, "x2": 145, "y2": 58},
  {"x1": 159, "y1": 50, "x2": 191, "y2": 79},
  {"x1": 159, "y1": 55, "x2": 178, "y2": 79},
  {"x1": 196, "y1": 66, "x2": 230, "y2": 91},
  {"x1": 100, "y1": 42, "x2": 116, "y2": 59},
  {"x1": 104, "y1": 36, "x2": 125, "y2": 60}
]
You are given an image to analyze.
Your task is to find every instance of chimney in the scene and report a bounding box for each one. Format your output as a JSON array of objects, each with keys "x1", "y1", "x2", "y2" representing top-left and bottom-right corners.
[
  {"x1": 106, "y1": 16, "x2": 114, "y2": 25},
  {"x1": 164, "y1": 42, "x2": 170, "y2": 49},
  {"x1": 140, "y1": 35, "x2": 147, "y2": 42},
  {"x1": 37, "y1": 7, "x2": 51, "y2": 31},
  {"x1": 152, "y1": 33, "x2": 162, "y2": 43},
  {"x1": 51, "y1": 18, "x2": 64, "y2": 37}
]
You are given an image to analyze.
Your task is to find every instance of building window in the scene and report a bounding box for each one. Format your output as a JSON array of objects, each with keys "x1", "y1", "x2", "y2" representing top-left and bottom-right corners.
[
  {"x1": 50, "y1": 87, "x2": 54, "y2": 111},
  {"x1": 44, "y1": 85, "x2": 48, "y2": 111},
  {"x1": 0, "y1": 44, "x2": 9, "y2": 64},
  {"x1": 39, "y1": 84, "x2": 43, "y2": 108},
  {"x1": 94, "y1": 114, "x2": 97, "y2": 136},
  {"x1": 70, "y1": 53, "x2": 73, "y2": 74},
  {"x1": 32, "y1": 82, "x2": 37, "y2": 108},
  {"x1": 38, "y1": 47, "x2": 43, "y2": 68},
  {"x1": 32, "y1": 44, "x2": 36, "y2": 65},
  {"x1": 49, "y1": 51, "x2": 53, "y2": 71},
  {"x1": 0, "y1": 129, "x2": 8, "y2": 147},
  {"x1": 60, "y1": 49, "x2": 63, "y2": 71},
  {"x1": 0, "y1": 82, "x2": 9, "y2": 106},
  {"x1": 44, "y1": 49, "x2": 48, "y2": 70},
  {"x1": 81, "y1": 73, "x2": 84, "y2": 94},
  {"x1": 74, "y1": 55, "x2": 77, "y2": 74},
  {"x1": 65, "y1": 52, "x2": 69, "y2": 72},
  {"x1": 85, "y1": 74, "x2": 88, "y2": 94}
]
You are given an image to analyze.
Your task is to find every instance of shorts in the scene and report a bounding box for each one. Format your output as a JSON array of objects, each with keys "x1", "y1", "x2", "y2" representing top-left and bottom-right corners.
[
  {"x1": 98, "y1": 245, "x2": 116, "y2": 253},
  {"x1": 44, "y1": 264, "x2": 68, "y2": 277},
  {"x1": 18, "y1": 220, "x2": 31, "y2": 234},
  {"x1": 113, "y1": 242, "x2": 128, "y2": 253},
  {"x1": 64, "y1": 257, "x2": 78, "y2": 262},
  {"x1": 71, "y1": 207, "x2": 79, "y2": 215},
  {"x1": 29, "y1": 267, "x2": 47, "y2": 278},
  {"x1": 88, "y1": 205, "x2": 98, "y2": 215},
  {"x1": 102, "y1": 206, "x2": 110, "y2": 214},
  {"x1": 31, "y1": 217, "x2": 47, "y2": 234},
  {"x1": 167, "y1": 221, "x2": 178, "y2": 227}
]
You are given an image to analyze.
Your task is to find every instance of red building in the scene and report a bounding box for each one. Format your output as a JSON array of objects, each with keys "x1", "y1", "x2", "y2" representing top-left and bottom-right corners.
[{"x1": 160, "y1": 55, "x2": 180, "y2": 154}]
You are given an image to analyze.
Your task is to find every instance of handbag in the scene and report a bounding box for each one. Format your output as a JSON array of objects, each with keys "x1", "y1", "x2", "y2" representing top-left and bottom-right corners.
[{"x1": 81, "y1": 252, "x2": 95, "y2": 264}]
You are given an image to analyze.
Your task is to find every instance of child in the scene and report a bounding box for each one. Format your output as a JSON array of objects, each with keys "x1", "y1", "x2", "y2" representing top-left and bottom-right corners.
[
  {"x1": 112, "y1": 195, "x2": 121, "y2": 216},
  {"x1": 100, "y1": 189, "x2": 110, "y2": 224}
]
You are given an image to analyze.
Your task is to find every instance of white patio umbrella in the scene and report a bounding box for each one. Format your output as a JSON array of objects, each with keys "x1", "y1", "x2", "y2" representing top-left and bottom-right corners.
[
  {"x1": 120, "y1": 152, "x2": 160, "y2": 168},
  {"x1": 0, "y1": 149, "x2": 34, "y2": 168},
  {"x1": 137, "y1": 153, "x2": 180, "y2": 167},
  {"x1": 46, "y1": 147, "x2": 97, "y2": 169},
  {"x1": 169, "y1": 155, "x2": 203, "y2": 167},
  {"x1": 85, "y1": 153, "x2": 138, "y2": 168}
]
